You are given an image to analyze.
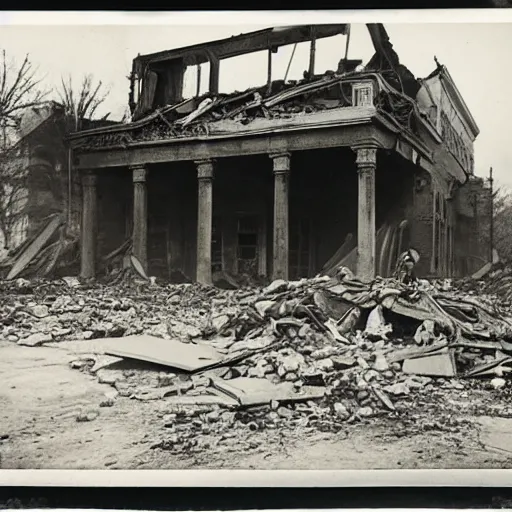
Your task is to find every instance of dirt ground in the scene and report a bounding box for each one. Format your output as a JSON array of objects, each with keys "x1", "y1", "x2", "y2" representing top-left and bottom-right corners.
[{"x1": 1, "y1": 339, "x2": 512, "y2": 470}]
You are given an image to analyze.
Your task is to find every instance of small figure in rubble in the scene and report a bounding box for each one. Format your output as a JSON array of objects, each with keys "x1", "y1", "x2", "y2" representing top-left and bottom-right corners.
[{"x1": 394, "y1": 248, "x2": 420, "y2": 284}]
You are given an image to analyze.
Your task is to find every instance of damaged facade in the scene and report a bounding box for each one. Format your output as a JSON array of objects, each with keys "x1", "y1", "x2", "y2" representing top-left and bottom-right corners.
[
  {"x1": 0, "y1": 102, "x2": 113, "y2": 277},
  {"x1": 0, "y1": 102, "x2": 73, "y2": 262},
  {"x1": 68, "y1": 23, "x2": 491, "y2": 286}
]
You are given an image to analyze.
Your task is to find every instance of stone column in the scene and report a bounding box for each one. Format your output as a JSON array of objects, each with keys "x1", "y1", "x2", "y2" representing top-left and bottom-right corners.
[
  {"x1": 270, "y1": 152, "x2": 291, "y2": 281},
  {"x1": 80, "y1": 170, "x2": 97, "y2": 279},
  {"x1": 195, "y1": 159, "x2": 214, "y2": 285},
  {"x1": 131, "y1": 164, "x2": 148, "y2": 272},
  {"x1": 353, "y1": 146, "x2": 377, "y2": 282}
]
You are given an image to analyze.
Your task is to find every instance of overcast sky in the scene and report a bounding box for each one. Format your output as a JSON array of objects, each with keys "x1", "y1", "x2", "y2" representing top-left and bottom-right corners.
[{"x1": 1, "y1": 13, "x2": 511, "y2": 189}]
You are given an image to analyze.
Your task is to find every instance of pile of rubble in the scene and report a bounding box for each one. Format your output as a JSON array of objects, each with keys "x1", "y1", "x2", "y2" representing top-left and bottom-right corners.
[
  {"x1": 3, "y1": 267, "x2": 512, "y2": 453},
  {"x1": 459, "y1": 263, "x2": 512, "y2": 305},
  {"x1": 0, "y1": 275, "x2": 243, "y2": 345}
]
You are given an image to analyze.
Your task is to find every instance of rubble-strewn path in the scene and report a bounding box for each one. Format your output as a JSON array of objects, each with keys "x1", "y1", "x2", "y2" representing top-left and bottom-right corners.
[
  {"x1": 3, "y1": 270, "x2": 512, "y2": 469},
  {"x1": 1, "y1": 339, "x2": 512, "y2": 469},
  {"x1": 0, "y1": 340, "x2": 151, "y2": 469}
]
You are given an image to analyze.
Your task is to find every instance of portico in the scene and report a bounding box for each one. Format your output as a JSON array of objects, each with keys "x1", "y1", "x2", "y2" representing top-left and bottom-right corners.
[{"x1": 74, "y1": 112, "x2": 432, "y2": 285}]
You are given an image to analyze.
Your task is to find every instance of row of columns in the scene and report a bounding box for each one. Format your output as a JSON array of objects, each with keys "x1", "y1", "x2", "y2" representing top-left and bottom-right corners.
[
  {"x1": 80, "y1": 164, "x2": 149, "y2": 280},
  {"x1": 80, "y1": 145, "x2": 377, "y2": 283},
  {"x1": 193, "y1": 153, "x2": 291, "y2": 284}
]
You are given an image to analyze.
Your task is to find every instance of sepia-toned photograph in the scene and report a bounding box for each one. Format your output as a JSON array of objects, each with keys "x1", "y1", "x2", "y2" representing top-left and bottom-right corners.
[{"x1": 1, "y1": 11, "x2": 512, "y2": 472}]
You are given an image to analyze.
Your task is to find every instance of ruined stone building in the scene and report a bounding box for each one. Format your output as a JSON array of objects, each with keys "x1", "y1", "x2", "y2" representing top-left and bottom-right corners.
[
  {"x1": 0, "y1": 102, "x2": 72, "y2": 262},
  {"x1": 68, "y1": 23, "x2": 492, "y2": 285},
  {"x1": 0, "y1": 102, "x2": 112, "y2": 274}
]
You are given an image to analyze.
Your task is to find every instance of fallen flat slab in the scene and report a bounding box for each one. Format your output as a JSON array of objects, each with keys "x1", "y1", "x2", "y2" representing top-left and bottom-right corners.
[
  {"x1": 101, "y1": 335, "x2": 224, "y2": 372},
  {"x1": 164, "y1": 392, "x2": 239, "y2": 407},
  {"x1": 210, "y1": 377, "x2": 326, "y2": 406},
  {"x1": 478, "y1": 416, "x2": 512, "y2": 455},
  {"x1": 402, "y1": 347, "x2": 457, "y2": 377},
  {"x1": 386, "y1": 343, "x2": 449, "y2": 364}
]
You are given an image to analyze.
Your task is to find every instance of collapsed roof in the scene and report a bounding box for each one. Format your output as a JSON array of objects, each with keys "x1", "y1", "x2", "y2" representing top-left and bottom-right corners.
[
  {"x1": 69, "y1": 24, "x2": 476, "y2": 187},
  {"x1": 133, "y1": 24, "x2": 350, "y2": 72},
  {"x1": 72, "y1": 23, "x2": 425, "y2": 140}
]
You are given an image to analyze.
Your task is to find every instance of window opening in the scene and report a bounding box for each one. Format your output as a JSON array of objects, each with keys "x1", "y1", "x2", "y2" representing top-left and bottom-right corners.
[
  {"x1": 289, "y1": 217, "x2": 311, "y2": 280},
  {"x1": 237, "y1": 214, "x2": 259, "y2": 275},
  {"x1": 212, "y1": 215, "x2": 223, "y2": 273}
]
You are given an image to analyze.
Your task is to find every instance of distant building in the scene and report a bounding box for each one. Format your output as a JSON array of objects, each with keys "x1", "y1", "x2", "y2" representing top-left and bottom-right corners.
[
  {"x1": 416, "y1": 62, "x2": 492, "y2": 277},
  {"x1": 0, "y1": 102, "x2": 112, "y2": 266},
  {"x1": 68, "y1": 23, "x2": 492, "y2": 284},
  {"x1": 0, "y1": 102, "x2": 70, "y2": 261}
]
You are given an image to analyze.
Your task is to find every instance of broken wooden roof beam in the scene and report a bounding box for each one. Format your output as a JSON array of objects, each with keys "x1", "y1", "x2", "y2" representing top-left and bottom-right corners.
[{"x1": 133, "y1": 25, "x2": 349, "y2": 72}]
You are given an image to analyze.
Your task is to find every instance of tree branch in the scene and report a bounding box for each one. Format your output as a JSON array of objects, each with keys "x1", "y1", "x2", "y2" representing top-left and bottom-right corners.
[{"x1": 56, "y1": 73, "x2": 110, "y2": 124}]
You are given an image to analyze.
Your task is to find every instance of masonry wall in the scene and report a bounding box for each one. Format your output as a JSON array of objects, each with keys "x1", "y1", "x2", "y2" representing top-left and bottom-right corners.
[
  {"x1": 453, "y1": 177, "x2": 492, "y2": 276},
  {"x1": 25, "y1": 120, "x2": 70, "y2": 237},
  {"x1": 419, "y1": 75, "x2": 475, "y2": 164}
]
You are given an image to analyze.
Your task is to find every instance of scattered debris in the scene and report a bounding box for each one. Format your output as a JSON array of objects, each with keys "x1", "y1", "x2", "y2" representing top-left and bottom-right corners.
[
  {"x1": 4, "y1": 264, "x2": 512, "y2": 451},
  {"x1": 491, "y1": 377, "x2": 507, "y2": 390},
  {"x1": 76, "y1": 409, "x2": 99, "y2": 422},
  {"x1": 17, "y1": 333, "x2": 53, "y2": 347}
]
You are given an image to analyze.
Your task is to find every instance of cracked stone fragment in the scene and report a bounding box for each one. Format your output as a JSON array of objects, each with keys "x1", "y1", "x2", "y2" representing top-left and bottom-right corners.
[{"x1": 17, "y1": 333, "x2": 52, "y2": 347}]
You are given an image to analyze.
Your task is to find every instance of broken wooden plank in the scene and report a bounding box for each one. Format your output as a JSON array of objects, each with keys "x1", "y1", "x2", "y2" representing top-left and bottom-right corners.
[
  {"x1": 500, "y1": 339, "x2": 512, "y2": 354},
  {"x1": 464, "y1": 356, "x2": 512, "y2": 378},
  {"x1": 103, "y1": 238, "x2": 132, "y2": 262},
  {"x1": 210, "y1": 377, "x2": 326, "y2": 407},
  {"x1": 6, "y1": 214, "x2": 63, "y2": 281},
  {"x1": 472, "y1": 262, "x2": 492, "y2": 280},
  {"x1": 264, "y1": 75, "x2": 341, "y2": 108},
  {"x1": 453, "y1": 339, "x2": 502, "y2": 351},
  {"x1": 321, "y1": 232, "x2": 354, "y2": 277},
  {"x1": 130, "y1": 254, "x2": 149, "y2": 280},
  {"x1": 101, "y1": 335, "x2": 225, "y2": 372},
  {"x1": 372, "y1": 387, "x2": 395, "y2": 411},
  {"x1": 175, "y1": 97, "x2": 216, "y2": 127}
]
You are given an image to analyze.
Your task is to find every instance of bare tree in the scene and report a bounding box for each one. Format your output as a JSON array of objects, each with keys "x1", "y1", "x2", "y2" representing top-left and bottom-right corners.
[
  {"x1": 57, "y1": 74, "x2": 111, "y2": 131},
  {"x1": 0, "y1": 51, "x2": 47, "y2": 259},
  {"x1": 0, "y1": 50, "x2": 47, "y2": 148}
]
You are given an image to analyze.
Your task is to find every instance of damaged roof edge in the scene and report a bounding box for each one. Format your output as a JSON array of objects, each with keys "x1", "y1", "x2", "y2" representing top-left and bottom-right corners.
[
  {"x1": 134, "y1": 25, "x2": 349, "y2": 69},
  {"x1": 423, "y1": 64, "x2": 480, "y2": 139},
  {"x1": 440, "y1": 68, "x2": 480, "y2": 138},
  {"x1": 372, "y1": 113, "x2": 434, "y2": 165},
  {"x1": 71, "y1": 107, "x2": 378, "y2": 151}
]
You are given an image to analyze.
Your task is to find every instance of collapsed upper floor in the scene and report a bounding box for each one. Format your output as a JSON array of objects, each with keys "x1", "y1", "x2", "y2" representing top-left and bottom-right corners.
[{"x1": 71, "y1": 23, "x2": 480, "y2": 181}]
